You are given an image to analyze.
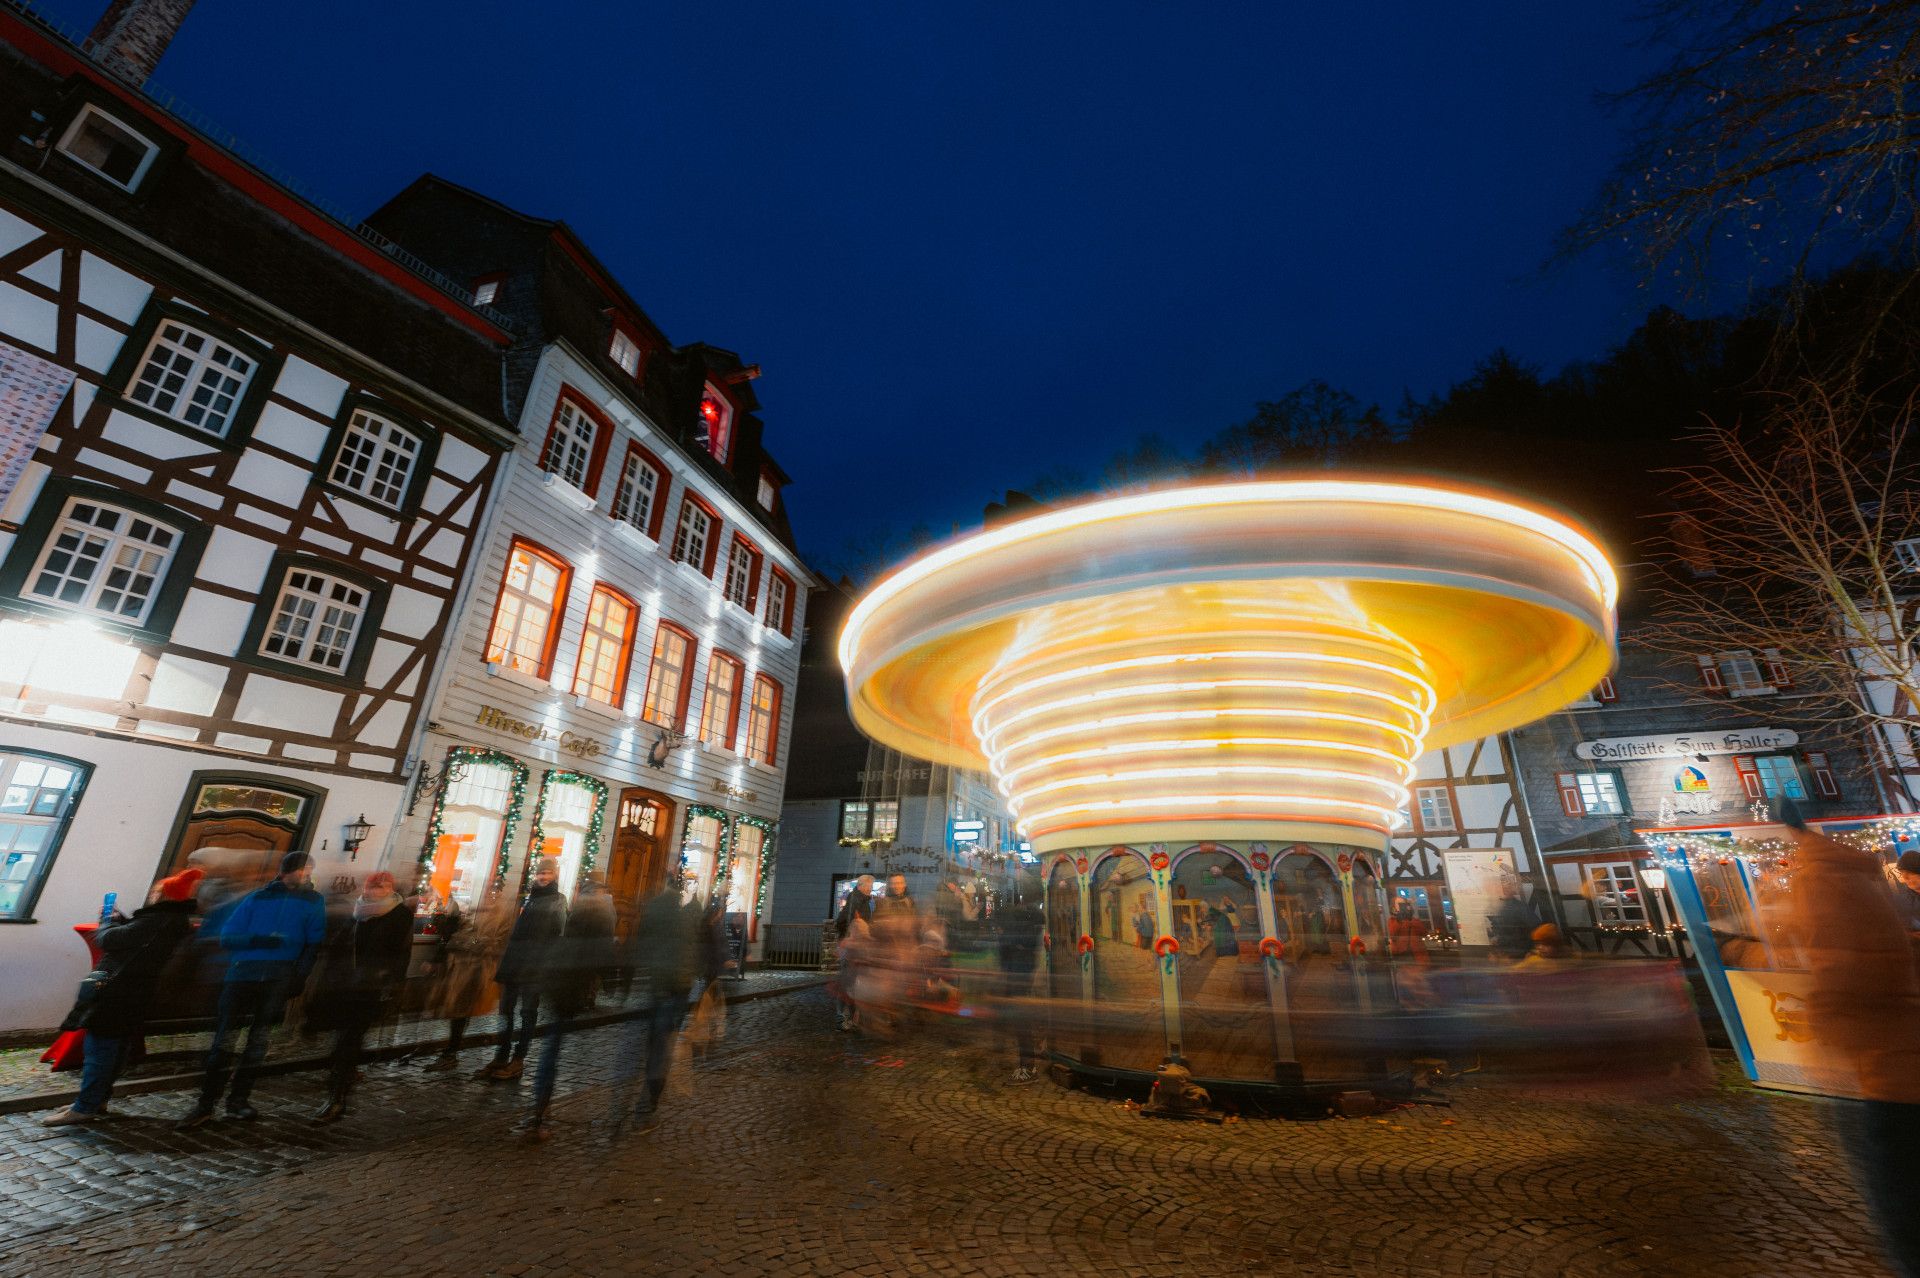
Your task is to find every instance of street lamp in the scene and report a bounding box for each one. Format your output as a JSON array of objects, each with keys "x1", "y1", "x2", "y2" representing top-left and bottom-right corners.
[{"x1": 342, "y1": 813, "x2": 373, "y2": 860}]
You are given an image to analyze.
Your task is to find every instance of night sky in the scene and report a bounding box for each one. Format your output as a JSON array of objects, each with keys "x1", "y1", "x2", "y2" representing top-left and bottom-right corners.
[{"x1": 36, "y1": 0, "x2": 1673, "y2": 569}]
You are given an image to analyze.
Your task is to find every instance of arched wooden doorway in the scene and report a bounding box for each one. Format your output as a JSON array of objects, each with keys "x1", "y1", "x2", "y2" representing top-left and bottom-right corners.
[{"x1": 607, "y1": 788, "x2": 674, "y2": 937}]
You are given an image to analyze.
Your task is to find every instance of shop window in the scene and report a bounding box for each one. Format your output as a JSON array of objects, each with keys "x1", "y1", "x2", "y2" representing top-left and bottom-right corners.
[
  {"x1": 611, "y1": 443, "x2": 668, "y2": 540},
  {"x1": 126, "y1": 319, "x2": 257, "y2": 438},
  {"x1": 765, "y1": 568, "x2": 794, "y2": 637},
  {"x1": 327, "y1": 406, "x2": 425, "y2": 512},
  {"x1": 571, "y1": 585, "x2": 637, "y2": 707},
  {"x1": 56, "y1": 104, "x2": 160, "y2": 191},
  {"x1": 696, "y1": 385, "x2": 733, "y2": 465},
  {"x1": 1585, "y1": 864, "x2": 1646, "y2": 928},
  {"x1": 745, "y1": 674, "x2": 782, "y2": 766},
  {"x1": 22, "y1": 495, "x2": 182, "y2": 627},
  {"x1": 640, "y1": 622, "x2": 696, "y2": 729},
  {"x1": 485, "y1": 540, "x2": 570, "y2": 678},
  {"x1": 1413, "y1": 784, "x2": 1456, "y2": 833},
  {"x1": 539, "y1": 394, "x2": 610, "y2": 495},
  {"x1": 430, "y1": 754, "x2": 523, "y2": 912},
  {"x1": 0, "y1": 750, "x2": 88, "y2": 921},
  {"x1": 670, "y1": 496, "x2": 718, "y2": 574},
  {"x1": 682, "y1": 810, "x2": 724, "y2": 894},
  {"x1": 699, "y1": 651, "x2": 744, "y2": 748},
  {"x1": 724, "y1": 536, "x2": 762, "y2": 611},
  {"x1": 533, "y1": 773, "x2": 603, "y2": 900},
  {"x1": 256, "y1": 561, "x2": 378, "y2": 676},
  {"x1": 727, "y1": 822, "x2": 767, "y2": 921}
]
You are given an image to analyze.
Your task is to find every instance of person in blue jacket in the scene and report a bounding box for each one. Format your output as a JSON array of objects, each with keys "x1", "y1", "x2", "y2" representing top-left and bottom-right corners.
[{"x1": 177, "y1": 850, "x2": 326, "y2": 1128}]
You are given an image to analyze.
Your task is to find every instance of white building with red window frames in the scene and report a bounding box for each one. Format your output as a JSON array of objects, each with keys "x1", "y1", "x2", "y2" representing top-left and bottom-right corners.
[
  {"x1": 364, "y1": 178, "x2": 815, "y2": 955},
  {"x1": 0, "y1": 5, "x2": 517, "y2": 1029}
]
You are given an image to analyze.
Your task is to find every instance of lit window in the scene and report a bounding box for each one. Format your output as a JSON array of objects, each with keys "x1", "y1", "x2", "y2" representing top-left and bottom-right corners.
[
  {"x1": 260, "y1": 567, "x2": 368, "y2": 672},
  {"x1": 610, "y1": 330, "x2": 642, "y2": 377},
  {"x1": 0, "y1": 751, "x2": 88, "y2": 922},
  {"x1": 55, "y1": 105, "x2": 158, "y2": 191},
  {"x1": 126, "y1": 321, "x2": 255, "y2": 436},
  {"x1": 697, "y1": 385, "x2": 733, "y2": 464},
  {"x1": 765, "y1": 570, "x2": 792, "y2": 636},
  {"x1": 640, "y1": 624, "x2": 695, "y2": 729},
  {"x1": 670, "y1": 497, "x2": 715, "y2": 572},
  {"x1": 1414, "y1": 784, "x2": 1455, "y2": 833},
  {"x1": 571, "y1": 585, "x2": 635, "y2": 706},
  {"x1": 328, "y1": 408, "x2": 421, "y2": 510},
  {"x1": 839, "y1": 800, "x2": 870, "y2": 842},
  {"x1": 485, "y1": 541, "x2": 568, "y2": 676},
  {"x1": 1575, "y1": 771, "x2": 1625, "y2": 816},
  {"x1": 725, "y1": 538, "x2": 760, "y2": 610},
  {"x1": 757, "y1": 473, "x2": 777, "y2": 510},
  {"x1": 746, "y1": 674, "x2": 781, "y2": 765},
  {"x1": 699, "y1": 652, "x2": 744, "y2": 748},
  {"x1": 611, "y1": 447, "x2": 665, "y2": 537},
  {"x1": 473, "y1": 279, "x2": 499, "y2": 307},
  {"x1": 872, "y1": 799, "x2": 898, "y2": 841},
  {"x1": 541, "y1": 398, "x2": 599, "y2": 491},
  {"x1": 26, "y1": 498, "x2": 179, "y2": 625}
]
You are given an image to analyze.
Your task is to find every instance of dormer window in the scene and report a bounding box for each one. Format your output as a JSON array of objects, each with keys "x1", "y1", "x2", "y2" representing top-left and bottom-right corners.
[
  {"x1": 55, "y1": 105, "x2": 159, "y2": 192},
  {"x1": 610, "y1": 330, "x2": 642, "y2": 377},
  {"x1": 473, "y1": 277, "x2": 500, "y2": 307},
  {"x1": 697, "y1": 385, "x2": 733, "y2": 465},
  {"x1": 757, "y1": 472, "x2": 777, "y2": 510}
]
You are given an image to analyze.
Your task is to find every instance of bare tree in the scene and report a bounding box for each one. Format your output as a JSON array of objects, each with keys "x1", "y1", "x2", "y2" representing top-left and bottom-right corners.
[
  {"x1": 1566, "y1": 0, "x2": 1920, "y2": 289},
  {"x1": 1199, "y1": 380, "x2": 1392, "y2": 476},
  {"x1": 1641, "y1": 377, "x2": 1920, "y2": 754}
]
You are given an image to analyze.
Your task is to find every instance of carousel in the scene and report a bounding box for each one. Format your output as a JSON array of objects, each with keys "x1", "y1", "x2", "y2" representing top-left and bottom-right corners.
[{"x1": 840, "y1": 479, "x2": 1616, "y2": 1092}]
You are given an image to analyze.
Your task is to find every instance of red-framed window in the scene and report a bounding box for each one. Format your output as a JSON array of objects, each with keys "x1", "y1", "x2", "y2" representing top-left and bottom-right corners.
[
  {"x1": 764, "y1": 568, "x2": 795, "y2": 637},
  {"x1": 697, "y1": 383, "x2": 734, "y2": 466},
  {"x1": 669, "y1": 494, "x2": 721, "y2": 575},
  {"x1": 1593, "y1": 676, "x2": 1617, "y2": 703},
  {"x1": 745, "y1": 673, "x2": 782, "y2": 766},
  {"x1": 723, "y1": 535, "x2": 763, "y2": 611},
  {"x1": 571, "y1": 584, "x2": 638, "y2": 707},
  {"x1": 610, "y1": 441, "x2": 670, "y2": 541},
  {"x1": 640, "y1": 621, "x2": 697, "y2": 730},
  {"x1": 485, "y1": 539, "x2": 571, "y2": 678},
  {"x1": 699, "y1": 650, "x2": 745, "y2": 749},
  {"x1": 539, "y1": 390, "x2": 615, "y2": 497}
]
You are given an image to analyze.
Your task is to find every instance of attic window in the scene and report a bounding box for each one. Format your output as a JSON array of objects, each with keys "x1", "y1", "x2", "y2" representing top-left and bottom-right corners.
[
  {"x1": 697, "y1": 385, "x2": 733, "y2": 465},
  {"x1": 610, "y1": 330, "x2": 642, "y2": 377},
  {"x1": 473, "y1": 278, "x2": 499, "y2": 306},
  {"x1": 756, "y1": 472, "x2": 777, "y2": 510},
  {"x1": 56, "y1": 105, "x2": 159, "y2": 192}
]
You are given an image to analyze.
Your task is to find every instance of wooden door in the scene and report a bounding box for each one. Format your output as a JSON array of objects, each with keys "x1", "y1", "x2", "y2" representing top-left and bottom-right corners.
[{"x1": 607, "y1": 790, "x2": 672, "y2": 940}]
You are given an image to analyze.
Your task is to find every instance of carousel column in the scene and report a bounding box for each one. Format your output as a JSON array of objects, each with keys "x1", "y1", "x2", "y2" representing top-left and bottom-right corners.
[
  {"x1": 1075, "y1": 854, "x2": 1094, "y2": 1003},
  {"x1": 1247, "y1": 845, "x2": 1298, "y2": 1079},
  {"x1": 1147, "y1": 845, "x2": 1182, "y2": 1063},
  {"x1": 1335, "y1": 851, "x2": 1372, "y2": 1014}
]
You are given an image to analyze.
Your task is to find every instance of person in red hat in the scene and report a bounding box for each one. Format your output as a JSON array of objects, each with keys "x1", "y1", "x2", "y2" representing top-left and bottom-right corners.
[{"x1": 43, "y1": 868, "x2": 204, "y2": 1126}]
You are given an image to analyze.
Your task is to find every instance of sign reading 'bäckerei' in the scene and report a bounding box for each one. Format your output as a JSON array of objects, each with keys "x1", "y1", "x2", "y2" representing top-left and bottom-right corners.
[{"x1": 1574, "y1": 727, "x2": 1799, "y2": 762}]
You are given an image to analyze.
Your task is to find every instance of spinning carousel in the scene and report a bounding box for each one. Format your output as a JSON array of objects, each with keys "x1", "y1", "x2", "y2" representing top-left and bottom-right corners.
[{"x1": 841, "y1": 480, "x2": 1616, "y2": 1090}]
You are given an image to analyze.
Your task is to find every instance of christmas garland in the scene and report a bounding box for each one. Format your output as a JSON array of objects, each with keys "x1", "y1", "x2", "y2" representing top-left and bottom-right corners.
[
  {"x1": 682, "y1": 804, "x2": 733, "y2": 890},
  {"x1": 737, "y1": 813, "x2": 779, "y2": 921},
  {"x1": 415, "y1": 747, "x2": 529, "y2": 893},
  {"x1": 528, "y1": 769, "x2": 610, "y2": 883}
]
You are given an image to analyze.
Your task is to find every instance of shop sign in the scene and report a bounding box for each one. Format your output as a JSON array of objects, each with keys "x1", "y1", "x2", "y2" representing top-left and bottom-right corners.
[
  {"x1": 1574, "y1": 728, "x2": 1797, "y2": 763},
  {"x1": 474, "y1": 704, "x2": 604, "y2": 760},
  {"x1": 710, "y1": 779, "x2": 758, "y2": 803},
  {"x1": 859, "y1": 765, "x2": 930, "y2": 782}
]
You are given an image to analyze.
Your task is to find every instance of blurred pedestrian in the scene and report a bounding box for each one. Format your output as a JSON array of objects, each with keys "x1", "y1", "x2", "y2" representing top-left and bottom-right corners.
[
  {"x1": 43, "y1": 869, "x2": 202, "y2": 1126},
  {"x1": 1893, "y1": 850, "x2": 1920, "y2": 935},
  {"x1": 520, "y1": 901, "x2": 601, "y2": 1142},
  {"x1": 1388, "y1": 901, "x2": 1429, "y2": 962},
  {"x1": 835, "y1": 874, "x2": 874, "y2": 938},
  {"x1": 831, "y1": 914, "x2": 871, "y2": 1032},
  {"x1": 1487, "y1": 878, "x2": 1533, "y2": 960},
  {"x1": 178, "y1": 851, "x2": 325, "y2": 1128},
  {"x1": 311, "y1": 872, "x2": 414, "y2": 1123},
  {"x1": 569, "y1": 873, "x2": 619, "y2": 1010},
  {"x1": 1513, "y1": 923, "x2": 1573, "y2": 974},
  {"x1": 476, "y1": 856, "x2": 568, "y2": 1082},
  {"x1": 995, "y1": 894, "x2": 1043, "y2": 1084},
  {"x1": 422, "y1": 887, "x2": 511, "y2": 1071},
  {"x1": 873, "y1": 874, "x2": 916, "y2": 927},
  {"x1": 612, "y1": 878, "x2": 698, "y2": 1132}
]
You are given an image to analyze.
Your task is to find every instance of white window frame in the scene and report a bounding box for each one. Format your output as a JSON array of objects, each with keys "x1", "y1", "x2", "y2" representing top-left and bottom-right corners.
[
  {"x1": 610, "y1": 330, "x2": 642, "y2": 376},
  {"x1": 1895, "y1": 538, "x2": 1920, "y2": 574},
  {"x1": 765, "y1": 571, "x2": 790, "y2": 635},
  {"x1": 259, "y1": 566, "x2": 369, "y2": 673},
  {"x1": 670, "y1": 498, "x2": 714, "y2": 572},
  {"x1": 25, "y1": 497, "x2": 181, "y2": 626},
  {"x1": 486, "y1": 543, "x2": 566, "y2": 676},
  {"x1": 1575, "y1": 771, "x2": 1625, "y2": 816},
  {"x1": 542, "y1": 399, "x2": 598, "y2": 492},
  {"x1": 328, "y1": 408, "x2": 422, "y2": 510},
  {"x1": 699, "y1": 652, "x2": 743, "y2": 748},
  {"x1": 571, "y1": 586, "x2": 634, "y2": 706},
  {"x1": 55, "y1": 104, "x2": 160, "y2": 192},
  {"x1": 473, "y1": 279, "x2": 499, "y2": 307},
  {"x1": 1716, "y1": 650, "x2": 1773, "y2": 696},
  {"x1": 724, "y1": 539, "x2": 758, "y2": 610},
  {"x1": 640, "y1": 625, "x2": 694, "y2": 729},
  {"x1": 1413, "y1": 784, "x2": 1456, "y2": 833},
  {"x1": 745, "y1": 674, "x2": 780, "y2": 765},
  {"x1": 125, "y1": 320, "x2": 256, "y2": 437},
  {"x1": 611, "y1": 449, "x2": 662, "y2": 537},
  {"x1": 757, "y1": 473, "x2": 777, "y2": 510},
  {"x1": 0, "y1": 752, "x2": 86, "y2": 922},
  {"x1": 1585, "y1": 863, "x2": 1647, "y2": 928}
]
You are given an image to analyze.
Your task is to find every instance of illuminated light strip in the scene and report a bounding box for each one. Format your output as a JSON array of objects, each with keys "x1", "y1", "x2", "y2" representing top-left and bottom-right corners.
[
  {"x1": 1017, "y1": 791, "x2": 1402, "y2": 833},
  {"x1": 971, "y1": 648, "x2": 1437, "y2": 724},
  {"x1": 991, "y1": 736, "x2": 1420, "y2": 793},
  {"x1": 976, "y1": 677, "x2": 1433, "y2": 756},
  {"x1": 839, "y1": 479, "x2": 1618, "y2": 672},
  {"x1": 989, "y1": 705, "x2": 1430, "y2": 757},
  {"x1": 1004, "y1": 764, "x2": 1409, "y2": 816}
]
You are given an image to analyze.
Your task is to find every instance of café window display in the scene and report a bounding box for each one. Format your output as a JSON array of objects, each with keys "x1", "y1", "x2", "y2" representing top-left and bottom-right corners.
[
  {"x1": 530, "y1": 771, "x2": 607, "y2": 900},
  {"x1": 681, "y1": 807, "x2": 729, "y2": 899},
  {"x1": 425, "y1": 749, "x2": 528, "y2": 911},
  {"x1": 728, "y1": 820, "x2": 766, "y2": 919}
]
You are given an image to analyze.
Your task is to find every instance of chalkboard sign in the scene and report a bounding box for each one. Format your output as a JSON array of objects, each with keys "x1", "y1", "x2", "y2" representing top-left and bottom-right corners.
[{"x1": 724, "y1": 911, "x2": 749, "y2": 980}]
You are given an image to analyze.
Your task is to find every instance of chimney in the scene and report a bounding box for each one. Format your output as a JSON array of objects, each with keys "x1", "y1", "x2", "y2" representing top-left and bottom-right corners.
[{"x1": 86, "y1": 0, "x2": 198, "y2": 87}]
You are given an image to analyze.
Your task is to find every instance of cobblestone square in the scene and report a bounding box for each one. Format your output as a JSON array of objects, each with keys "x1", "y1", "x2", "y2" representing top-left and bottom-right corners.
[{"x1": 0, "y1": 988, "x2": 1897, "y2": 1277}]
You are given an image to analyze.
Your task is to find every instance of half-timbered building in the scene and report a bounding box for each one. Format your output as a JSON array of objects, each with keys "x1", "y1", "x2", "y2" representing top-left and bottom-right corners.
[
  {"x1": 0, "y1": 7, "x2": 515, "y2": 1029},
  {"x1": 362, "y1": 178, "x2": 816, "y2": 957}
]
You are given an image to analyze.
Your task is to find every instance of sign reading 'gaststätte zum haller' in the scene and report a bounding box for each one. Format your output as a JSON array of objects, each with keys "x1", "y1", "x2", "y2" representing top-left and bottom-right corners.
[{"x1": 1574, "y1": 727, "x2": 1799, "y2": 762}]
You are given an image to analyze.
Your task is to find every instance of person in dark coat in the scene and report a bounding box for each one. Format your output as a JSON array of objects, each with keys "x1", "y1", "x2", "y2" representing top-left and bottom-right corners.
[
  {"x1": 521, "y1": 899, "x2": 603, "y2": 1142},
  {"x1": 43, "y1": 869, "x2": 203, "y2": 1126},
  {"x1": 311, "y1": 872, "x2": 415, "y2": 1122},
  {"x1": 610, "y1": 878, "x2": 698, "y2": 1132},
  {"x1": 476, "y1": 856, "x2": 568, "y2": 1082},
  {"x1": 567, "y1": 873, "x2": 619, "y2": 1010},
  {"x1": 995, "y1": 894, "x2": 1044, "y2": 1084},
  {"x1": 179, "y1": 851, "x2": 326, "y2": 1128},
  {"x1": 835, "y1": 874, "x2": 874, "y2": 939}
]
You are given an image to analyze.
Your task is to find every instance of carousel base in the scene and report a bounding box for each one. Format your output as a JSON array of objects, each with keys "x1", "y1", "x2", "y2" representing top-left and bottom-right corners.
[{"x1": 1044, "y1": 1050, "x2": 1415, "y2": 1115}]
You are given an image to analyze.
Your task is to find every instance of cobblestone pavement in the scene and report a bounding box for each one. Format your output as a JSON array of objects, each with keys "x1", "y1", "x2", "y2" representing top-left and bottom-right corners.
[{"x1": 0, "y1": 989, "x2": 1897, "y2": 1277}]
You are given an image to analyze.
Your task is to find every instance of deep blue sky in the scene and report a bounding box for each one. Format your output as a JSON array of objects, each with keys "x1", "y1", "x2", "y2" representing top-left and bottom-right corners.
[{"x1": 40, "y1": 0, "x2": 1672, "y2": 568}]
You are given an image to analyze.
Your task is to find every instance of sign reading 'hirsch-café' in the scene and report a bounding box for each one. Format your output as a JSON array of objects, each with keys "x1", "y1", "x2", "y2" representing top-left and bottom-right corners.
[{"x1": 1574, "y1": 727, "x2": 1799, "y2": 762}]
